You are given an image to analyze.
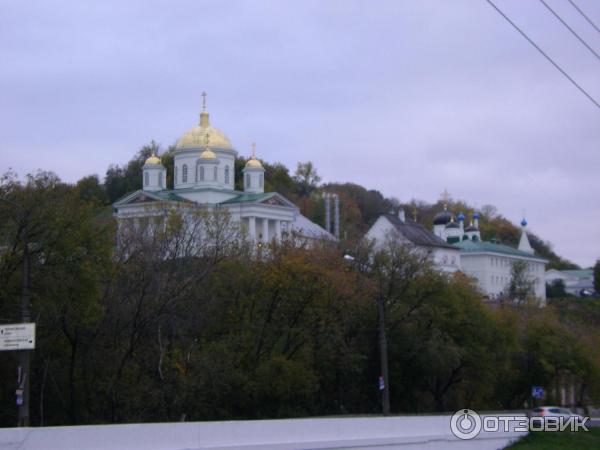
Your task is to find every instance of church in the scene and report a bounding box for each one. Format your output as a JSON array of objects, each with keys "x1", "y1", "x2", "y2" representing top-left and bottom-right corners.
[
  {"x1": 366, "y1": 198, "x2": 548, "y2": 303},
  {"x1": 433, "y1": 206, "x2": 547, "y2": 303},
  {"x1": 113, "y1": 96, "x2": 332, "y2": 243}
]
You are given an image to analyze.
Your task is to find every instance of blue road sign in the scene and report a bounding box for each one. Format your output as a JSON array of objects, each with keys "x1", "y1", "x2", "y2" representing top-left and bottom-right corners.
[{"x1": 532, "y1": 386, "x2": 544, "y2": 399}]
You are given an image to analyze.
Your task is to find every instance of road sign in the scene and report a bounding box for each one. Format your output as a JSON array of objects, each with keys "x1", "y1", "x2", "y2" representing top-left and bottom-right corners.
[
  {"x1": 0, "y1": 323, "x2": 35, "y2": 351},
  {"x1": 532, "y1": 386, "x2": 544, "y2": 399}
]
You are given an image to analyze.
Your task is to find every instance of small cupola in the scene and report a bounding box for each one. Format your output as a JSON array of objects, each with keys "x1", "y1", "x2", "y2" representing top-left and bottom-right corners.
[
  {"x1": 196, "y1": 133, "x2": 220, "y2": 187},
  {"x1": 142, "y1": 150, "x2": 166, "y2": 192},
  {"x1": 243, "y1": 143, "x2": 265, "y2": 194}
]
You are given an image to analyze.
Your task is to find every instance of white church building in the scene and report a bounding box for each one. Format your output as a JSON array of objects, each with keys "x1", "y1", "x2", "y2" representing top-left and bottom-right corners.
[
  {"x1": 364, "y1": 210, "x2": 461, "y2": 273},
  {"x1": 433, "y1": 207, "x2": 548, "y2": 303},
  {"x1": 366, "y1": 203, "x2": 548, "y2": 303},
  {"x1": 113, "y1": 98, "x2": 332, "y2": 243}
]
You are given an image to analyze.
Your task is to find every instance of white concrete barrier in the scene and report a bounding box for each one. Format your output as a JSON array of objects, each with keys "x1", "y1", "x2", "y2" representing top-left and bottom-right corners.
[{"x1": 0, "y1": 414, "x2": 527, "y2": 450}]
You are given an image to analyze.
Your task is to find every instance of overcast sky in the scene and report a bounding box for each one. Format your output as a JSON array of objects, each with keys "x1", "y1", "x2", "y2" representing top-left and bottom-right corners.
[{"x1": 1, "y1": 0, "x2": 598, "y2": 267}]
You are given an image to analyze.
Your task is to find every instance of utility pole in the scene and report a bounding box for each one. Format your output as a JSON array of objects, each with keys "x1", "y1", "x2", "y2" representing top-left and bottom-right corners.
[
  {"x1": 1, "y1": 197, "x2": 31, "y2": 426},
  {"x1": 344, "y1": 253, "x2": 390, "y2": 416},
  {"x1": 378, "y1": 293, "x2": 390, "y2": 415}
]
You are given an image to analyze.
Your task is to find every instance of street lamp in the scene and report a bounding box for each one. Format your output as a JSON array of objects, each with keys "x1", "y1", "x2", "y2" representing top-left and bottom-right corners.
[
  {"x1": 0, "y1": 196, "x2": 31, "y2": 427},
  {"x1": 343, "y1": 253, "x2": 391, "y2": 416}
]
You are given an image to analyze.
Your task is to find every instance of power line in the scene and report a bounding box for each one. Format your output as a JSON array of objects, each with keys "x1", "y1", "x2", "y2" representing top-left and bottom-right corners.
[
  {"x1": 485, "y1": 0, "x2": 600, "y2": 109},
  {"x1": 539, "y1": 0, "x2": 600, "y2": 62},
  {"x1": 566, "y1": 0, "x2": 600, "y2": 35}
]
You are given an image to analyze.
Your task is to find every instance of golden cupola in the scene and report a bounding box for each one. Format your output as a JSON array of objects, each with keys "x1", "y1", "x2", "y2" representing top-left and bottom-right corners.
[
  {"x1": 176, "y1": 93, "x2": 233, "y2": 150},
  {"x1": 144, "y1": 151, "x2": 162, "y2": 165},
  {"x1": 245, "y1": 143, "x2": 263, "y2": 168}
]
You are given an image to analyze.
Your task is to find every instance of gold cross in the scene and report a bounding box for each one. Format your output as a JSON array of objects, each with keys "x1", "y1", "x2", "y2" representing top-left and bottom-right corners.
[
  {"x1": 201, "y1": 91, "x2": 207, "y2": 111},
  {"x1": 251, "y1": 142, "x2": 256, "y2": 158}
]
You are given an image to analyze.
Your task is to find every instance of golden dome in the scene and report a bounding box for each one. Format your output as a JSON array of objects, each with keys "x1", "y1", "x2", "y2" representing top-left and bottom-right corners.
[
  {"x1": 145, "y1": 154, "x2": 162, "y2": 165},
  {"x1": 245, "y1": 158, "x2": 263, "y2": 168},
  {"x1": 176, "y1": 111, "x2": 233, "y2": 150},
  {"x1": 200, "y1": 148, "x2": 217, "y2": 159}
]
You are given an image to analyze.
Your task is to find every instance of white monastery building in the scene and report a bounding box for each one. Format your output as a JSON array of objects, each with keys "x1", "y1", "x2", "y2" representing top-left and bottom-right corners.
[
  {"x1": 113, "y1": 97, "x2": 332, "y2": 243},
  {"x1": 366, "y1": 201, "x2": 548, "y2": 303},
  {"x1": 365, "y1": 210, "x2": 461, "y2": 273}
]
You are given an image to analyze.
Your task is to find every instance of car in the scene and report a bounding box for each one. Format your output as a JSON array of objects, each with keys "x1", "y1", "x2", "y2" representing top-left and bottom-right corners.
[{"x1": 530, "y1": 406, "x2": 584, "y2": 421}]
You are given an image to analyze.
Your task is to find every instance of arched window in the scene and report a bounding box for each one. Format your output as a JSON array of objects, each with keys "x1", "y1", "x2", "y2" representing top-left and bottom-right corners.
[
  {"x1": 245, "y1": 173, "x2": 250, "y2": 188},
  {"x1": 200, "y1": 166, "x2": 204, "y2": 181},
  {"x1": 182, "y1": 164, "x2": 188, "y2": 183},
  {"x1": 175, "y1": 166, "x2": 178, "y2": 184},
  {"x1": 225, "y1": 166, "x2": 230, "y2": 184},
  {"x1": 158, "y1": 172, "x2": 163, "y2": 188},
  {"x1": 195, "y1": 160, "x2": 200, "y2": 182},
  {"x1": 259, "y1": 174, "x2": 263, "y2": 188},
  {"x1": 144, "y1": 172, "x2": 149, "y2": 186},
  {"x1": 214, "y1": 166, "x2": 218, "y2": 181}
]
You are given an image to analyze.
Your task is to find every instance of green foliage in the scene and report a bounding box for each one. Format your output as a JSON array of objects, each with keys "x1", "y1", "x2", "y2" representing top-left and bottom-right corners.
[
  {"x1": 0, "y1": 149, "x2": 591, "y2": 425},
  {"x1": 546, "y1": 279, "x2": 568, "y2": 298},
  {"x1": 293, "y1": 161, "x2": 321, "y2": 196},
  {"x1": 506, "y1": 427, "x2": 600, "y2": 449},
  {"x1": 508, "y1": 260, "x2": 536, "y2": 305}
]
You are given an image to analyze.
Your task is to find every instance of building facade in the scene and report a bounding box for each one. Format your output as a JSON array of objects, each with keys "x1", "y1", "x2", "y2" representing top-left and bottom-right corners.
[
  {"x1": 545, "y1": 269, "x2": 595, "y2": 297},
  {"x1": 433, "y1": 207, "x2": 547, "y2": 303},
  {"x1": 364, "y1": 210, "x2": 461, "y2": 273}
]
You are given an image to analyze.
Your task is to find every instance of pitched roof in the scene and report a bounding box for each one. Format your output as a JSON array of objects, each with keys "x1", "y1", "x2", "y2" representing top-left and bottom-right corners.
[
  {"x1": 113, "y1": 189, "x2": 191, "y2": 206},
  {"x1": 455, "y1": 239, "x2": 547, "y2": 261},
  {"x1": 219, "y1": 192, "x2": 295, "y2": 208},
  {"x1": 561, "y1": 269, "x2": 593, "y2": 278},
  {"x1": 384, "y1": 214, "x2": 457, "y2": 250}
]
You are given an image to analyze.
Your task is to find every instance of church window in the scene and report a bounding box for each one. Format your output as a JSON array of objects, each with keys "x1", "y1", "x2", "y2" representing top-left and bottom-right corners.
[
  {"x1": 195, "y1": 160, "x2": 200, "y2": 182},
  {"x1": 159, "y1": 172, "x2": 163, "y2": 188},
  {"x1": 245, "y1": 173, "x2": 250, "y2": 188},
  {"x1": 182, "y1": 164, "x2": 188, "y2": 183},
  {"x1": 225, "y1": 166, "x2": 230, "y2": 184},
  {"x1": 214, "y1": 166, "x2": 218, "y2": 181},
  {"x1": 144, "y1": 172, "x2": 149, "y2": 186},
  {"x1": 259, "y1": 174, "x2": 263, "y2": 188},
  {"x1": 200, "y1": 166, "x2": 204, "y2": 181},
  {"x1": 175, "y1": 166, "x2": 178, "y2": 184}
]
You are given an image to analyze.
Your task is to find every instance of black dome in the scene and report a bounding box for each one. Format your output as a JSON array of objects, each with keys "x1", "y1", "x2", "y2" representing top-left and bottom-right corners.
[{"x1": 433, "y1": 211, "x2": 452, "y2": 225}]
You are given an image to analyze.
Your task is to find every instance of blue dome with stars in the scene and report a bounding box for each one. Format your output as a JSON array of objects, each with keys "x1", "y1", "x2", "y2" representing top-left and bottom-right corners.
[
  {"x1": 521, "y1": 218, "x2": 528, "y2": 227},
  {"x1": 457, "y1": 212, "x2": 465, "y2": 221}
]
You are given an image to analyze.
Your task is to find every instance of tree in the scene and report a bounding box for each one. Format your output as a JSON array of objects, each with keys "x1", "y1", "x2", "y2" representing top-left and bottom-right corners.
[
  {"x1": 293, "y1": 162, "x2": 321, "y2": 196},
  {"x1": 75, "y1": 174, "x2": 108, "y2": 205},
  {"x1": 104, "y1": 141, "x2": 164, "y2": 203},
  {"x1": 0, "y1": 170, "x2": 114, "y2": 425},
  {"x1": 546, "y1": 279, "x2": 567, "y2": 298},
  {"x1": 507, "y1": 260, "x2": 536, "y2": 305}
]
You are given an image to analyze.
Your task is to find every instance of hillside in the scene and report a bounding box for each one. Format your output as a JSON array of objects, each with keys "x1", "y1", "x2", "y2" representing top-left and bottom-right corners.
[{"x1": 99, "y1": 143, "x2": 579, "y2": 270}]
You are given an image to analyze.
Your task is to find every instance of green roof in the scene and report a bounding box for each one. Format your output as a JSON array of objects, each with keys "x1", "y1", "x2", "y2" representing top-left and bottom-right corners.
[
  {"x1": 113, "y1": 189, "x2": 191, "y2": 206},
  {"x1": 454, "y1": 239, "x2": 547, "y2": 261},
  {"x1": 220, "y1": 192, "x2": 275, "y2": 204},
  {"x1": 561, "y1": 269, "x2": 593, "y2": 278},
  {"x1": 153, "y1": 191, "x2": 190, "y2": 202}
]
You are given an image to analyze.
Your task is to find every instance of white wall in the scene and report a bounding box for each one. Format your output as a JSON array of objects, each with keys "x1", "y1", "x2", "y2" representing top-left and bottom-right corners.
[
  {"x1": 0, "y1": 415, "x2": 527, "y2": 450},
  {"x1": 461, "y1": 254, "x2": 546, "y2": 303},
  {"x1": 365, "y1": 217, "x2": 460, "y2": 273}
]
